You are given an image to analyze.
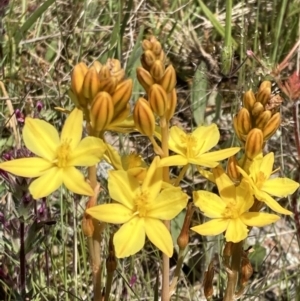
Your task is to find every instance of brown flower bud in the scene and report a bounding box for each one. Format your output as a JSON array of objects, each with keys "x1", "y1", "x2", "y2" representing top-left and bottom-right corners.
[
  {"x1": 243, "y1": 89, "x2": 256, "y2": 111},
  {"x1": 255, "y1": 110, "x2": 272, "y2": 129},
  {"x1": 233, "y1": 115, "x2": 244, "y2": 142},
  {"x1": 71, "y1": 62, "x2": 88, "y2": 106},
  {"x1": 99, "y1": 76, "x2": 118, "y2": 95},
  {"x1": 82, "y1": 215, "x2": 94, "y2": 237},
  {"x1": 148, "y1": 84, "x2": 168, "y2": 117},
  {"x1": 150, "y1": 60, "x2": 165, "y2": 82},
  {"x1": 165, "y1": 88, "x2": 177, "y2": 121},
  {"x1": 82, "y1": 68, "x2": 101, "y2": 103},
  {"x1": 112, "y1": 78, "x2": 133, "y2": 106},
  {"x1": 142, "y1": 50, "x2": 156, "y2": 69},
  {"x1": 203, "y1": 261, "x2": 214, "y2": 299},
  {"x1": 152, "y1": 41, "x2": 162, "y2": 55},
  {"x1": 159, "y1": 65, "x2": 177, "y2": 93},
  {"x1": 262, "y1": 112, "x2": 281, "y2": 141},
  {"x1": 236, "y1": 108, "x2": 252, "y2": 136},
  {"x1": 133, "y1": 98, "x2": 155, "y2": 137},
  {"x1": 227, "y1": 155, "x2": 241, "y2": 183},
  {"x1": 177, "y1": 203, "x2": 194, "y2": 250},
  {"x1": 251, "y1": 101, "x2": 264, "y2": 117},
  {"x1": 245, "y1": 128, "x2": 264, "y2": 160},
  {"x1": 256, "y1": 81, "x2": 271, "y2": 106},
  {"x1": 99, "y1": 65, "x2": 110, "y2": 80},
  {"x1": 90, "y1": 91, "x2": 114, "y2": 132},
  {"x1": 136, "y1": 67, "x2": 155, "y2": 92}
]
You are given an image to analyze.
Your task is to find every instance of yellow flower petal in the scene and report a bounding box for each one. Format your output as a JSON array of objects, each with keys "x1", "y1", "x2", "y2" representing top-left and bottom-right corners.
[
  {"x1": 29, "y1": 167, "x2": 63, "y2": 199},
  {"x1": 192, "y1": 124, "x2": 219, "y2": 154},
  {"x1": 113, "y1": 217, "x2": 145, "y2": 258},
  {"x1": 148, "y1": 187, "x2": 188, "y2": 220},
  {"x1": 86, "y1": 204, "x2": 133, "y2": 223},
  {"x1": 197, "y1": 148, "x2": 240, "y2": 167},
  {"x1": 191, "y1": 219, "x2": 229, "y2": 236},
  {"x1": 0, "y1": 158, "x2": 52, "y2": 177},
  {"x1": 259, "y1": 152, "x2": 274, "y2": 179},
  {"x1": 23, "y1": 117, "x2": 59, "y2": 161},
  {"x1": 259, "y1": 191, "x2": 292, "y2": 215},
  {"x1": 225, "y1": 219, "x2": 249, "y2": 242},
  {"x1": 169, "y1": 126, "x2": 187, "y2": 155},
  {"x1": 108, "y1": 170, "x2": 139, "y2": 210},
  {"x1": 61, "y1": 108, "x2": 83, "y2": 149},
  {"x1": 103, "y1": 144, "x2": 123, "y2": 170},
  {"x1": 62, "y1": 167, "x2": 94, "y2": 196},
  {"x1": 262, "y1": 178, "x2": 299, "y2": 197},
  {"x1": 193, "y1": 190, "x2": 225, "y2": 218},
  {"x1": 144, "y1": 218, "x2": 173, "y2": 257},
  {"x1": 236, "y1": 181, "x2": 254, "y2": 213},
  {"x1": 158, "y1": 155, "x2": 188, "y2": 167},
  {"x1": 69, "y1": 137, "x2": 106, "y2": 166},
  {"x1": 241, "y1": 212, "x2": 280, "y2": 227}
]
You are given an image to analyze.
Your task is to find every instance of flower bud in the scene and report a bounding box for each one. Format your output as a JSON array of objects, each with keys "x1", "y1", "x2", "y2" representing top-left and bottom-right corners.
[
  {"x1": 82, "y1": 215, "x2": 94, "y2": 237},
  {"x1": 256, "y1": 81, "x2": 271, "y2": 106},
  {"x1": 233, "y1": 115, "x2": 244, "y2": 142},
  {"x1": 133, "y1": 98, "x2": 155, "y2": 137},
  {"x1": 236, "y1": 108, "x2": 252, "y2": 136},
  {"x1": 107, "y1": 58, "x2": 121, "y2": 73},
  {"x1": 177, "y1": 203, "x2": 193, "y2": 250},
  {"x1": 90, "y1": 91, "x2": 114, "y2": 132},
  {"x1": 99, "y1": 65, "x2": 111, "y2": 80},
  {"x1": 71, "y1": 62, "x2": 88, "y2": 106},
  {"x1": 82, "y1": 68, "x2": 101, "y2": 103},
  {"x1": 159, "y1": 65, "x2": 177, "y2": 93},
  {"x1": 262, "y1": 112, "x2": 281, "y2": 141},
  {"x1": 150, "y1": 60, "x2": 165, "y2": 82},
  {"x1": 251, "y1": 101, "x2": 264, "y2": 117},
  {"x1": 99, "y1": 76, "x2": 117, "y2": 95},
  {"x1": 243, "y1": 89, "x2": 256, "y2": 111},
  {"x1": 255, "y1": 110, "x2": 271, "y2": 129},
  {"x1": 136, "y1": 67, "x2": 155, "y2": 92},
  {"x1": 245, "y1": 128, "x2": 264, "y2": 160},
  {"x1": 227, "y1": 155, "x2": 241, "y2": 183},
  {"x1": 142, "y1": 39, "x2": 153, "y2": 51},
  {"x1": 112, "y1": 69, "x2": 125, "y2": 83},
  {"x1": 148, "y1": 84, "x2": 168, "y2": 117},
  {"x1": 165, "y1": 88, "x2": 177, "y2": 121},
  {"x1": 92, "y1": 61, "x2": 102, "y2": 73},
  {"x1": 142, "y1": 50, "x2": 156, "y2": 69},
  {"x1": 152, "y1": 41, "x2": 162, "y2": 55},
  {"x1": 112, "y1": 79, "x2": 133, "y2": 106}
]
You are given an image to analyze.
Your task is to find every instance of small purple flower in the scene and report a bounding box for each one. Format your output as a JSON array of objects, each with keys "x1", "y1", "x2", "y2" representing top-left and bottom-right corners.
[
  {"x1": 15, "y1": 109, "x2": 25, "y2": 124},
  {"x1": 36, "y1": 100, "x2": 43, "y2": 112}
]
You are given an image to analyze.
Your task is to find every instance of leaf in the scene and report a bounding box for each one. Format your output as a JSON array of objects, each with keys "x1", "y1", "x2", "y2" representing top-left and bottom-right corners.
[{"x1": 249, "y1": 244, "x2": 267, "y2": 271}]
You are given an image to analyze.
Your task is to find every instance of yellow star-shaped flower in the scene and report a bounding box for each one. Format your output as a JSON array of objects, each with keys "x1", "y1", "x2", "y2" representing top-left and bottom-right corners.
[
  {"x1": 158, "y1": 124, "x2": 240, "y2": 167},
  {"x1": 237, "y1": 152, "x2": 299, "y2": 215},
  {"x1": 0, "y1": 108, "x2": 106, "y2": 199},
  {"x1": 86, "y1": 157, "x2": 188, "y2": 258},
  {"x1": 191, "y1": 166, "x2": 280, "y2": 242}
]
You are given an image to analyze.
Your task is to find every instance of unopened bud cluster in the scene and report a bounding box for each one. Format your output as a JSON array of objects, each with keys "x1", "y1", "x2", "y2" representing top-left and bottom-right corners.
[
  {"x1": 134, "y1": 36, "x2": 177, "y2": 136},
  {"x1": 234, "y1": 81, "x2": 282, "y2": 159},
  {"x1": 70, "y1": 59, "x2": 133, "y2": 135}
]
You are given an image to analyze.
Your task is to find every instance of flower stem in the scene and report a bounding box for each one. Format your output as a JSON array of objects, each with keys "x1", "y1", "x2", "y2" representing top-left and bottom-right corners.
[{"x1": 160, "y1": 116, "x2": 170, "y2": 301}]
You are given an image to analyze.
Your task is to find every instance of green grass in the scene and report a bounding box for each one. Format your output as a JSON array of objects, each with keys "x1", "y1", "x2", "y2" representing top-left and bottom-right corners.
[{"x1": 0, "y1": 0, "x2": 299, "y2": 300}]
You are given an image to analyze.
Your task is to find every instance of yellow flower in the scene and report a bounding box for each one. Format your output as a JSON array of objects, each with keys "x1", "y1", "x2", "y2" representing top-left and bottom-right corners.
[
  {"x1": 237, "y1": 152, "x2": 299, "y2": 215},
  {"x1": 191, "y1": 166, "x2": 280, "y2": 242},
  {"x1": 86, "y1": 157, "x2": 188, "y2": 258},
  {"x1": 0, "y1": 108, "x2": 106, "y2": 199},
  {"x1": 158, "y1": 124, "x2": 240, "y2": 167}
]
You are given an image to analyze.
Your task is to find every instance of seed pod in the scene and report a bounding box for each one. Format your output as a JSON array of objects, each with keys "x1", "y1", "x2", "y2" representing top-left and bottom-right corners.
[
  {"x1": 148, "y1": 84, "x2": 168, "y2": 117},
  {"x1": 136, "y1": 67, "x2": 154, "y2": 92},
  {"x1": 150, "y1": 60, "x2": 165, "y2": 82},
  {"x1": 165, "y1": 88, "x2": 177, "y2": 121},
  {"x1": 237, "y1": 108, "x2": 252, "y2": 136},
  {"x1": 245, "y1": 128, "x2": 264, "y2": 160},
  {"x1": 90, "y1": 91, "x2": 114, "y2": 132},
  {"x1": 255, "y1": 110, "x2": 272, "y2": 129},
  {"x1": 159, "y1": 65, "x2": 176, "y2": 93},
  {"x1": 133, "y1": 98, "x2": 155, "y2": 137},
  {"x1": 243, "y1": 89, "x2": 256, "y2": 112},
  {"x1": 252, "y1": 101, "x2": 264, "y2": 117},
  {"x1": 262, "y1": 112, "x2": 281, "y2": 141},
  {"x1": 82, "y1": 68, "x2": 101, "y2": 103}
]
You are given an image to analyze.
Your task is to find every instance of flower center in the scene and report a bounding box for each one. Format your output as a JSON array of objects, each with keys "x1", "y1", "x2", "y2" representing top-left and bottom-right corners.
[
  {"x1": 181, "y1": 134, "x2": 198, "y2": 158},
  {"x1": 56, "y1": 140, "x2": 71, "y2": 168},
  {"x1": 133, "y1": 190, "x2": 150, "y2": 217},
  {"x1": 222, "y1": 201, "x2": 239, "y2": 219}
]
